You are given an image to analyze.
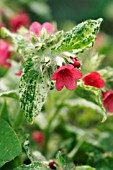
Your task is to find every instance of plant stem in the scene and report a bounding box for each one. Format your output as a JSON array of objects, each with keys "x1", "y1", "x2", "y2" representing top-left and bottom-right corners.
[
  {"x1": 42, "y1": 107, "x2": 60, "y2": 155},
  {"x1": 68, "y1": 135, "x2": 86, "y2": 159}
]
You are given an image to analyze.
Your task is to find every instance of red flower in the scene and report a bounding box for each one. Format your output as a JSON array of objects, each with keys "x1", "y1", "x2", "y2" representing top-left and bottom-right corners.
[
  {"x1": 29, "y1": 21, "x2": 54, "y2": 37},
  {"x1": 71, "y1": 57, "x2": 81, "y2": 68},
  {"x1": 102, "y1": 91, "x2": 113, "y2": 113},
  {"x1": 32, "y1": 131, "x2": 44, "y2": 147},
  {"x1": 83, "y1": 72, "x2": 104, "y2": 88},
  {"x1": 15, "y1": 69, "x2": 22, "y2": 76},
  {"x1": 9, "y1": 13, "x2": 30, "y2": 32},
  {"x1": 0, "y1": 40, "x2": 11, "y2": 68},
  {"x1": 51, "y1": 64, "x2": 82, "y2": 91}
]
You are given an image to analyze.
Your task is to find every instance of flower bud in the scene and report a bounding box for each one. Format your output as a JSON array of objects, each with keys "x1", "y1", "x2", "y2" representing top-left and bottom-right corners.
[{"x1": 71, "y1": 57, "x2": 81, "y2": 68}]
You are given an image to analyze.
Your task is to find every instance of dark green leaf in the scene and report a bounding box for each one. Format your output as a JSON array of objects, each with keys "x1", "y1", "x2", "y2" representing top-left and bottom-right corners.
[
  {"x1": 0, "y1": 101, "x2": 9, "y2": 122},
  {"x1": 0, "y1": 118, "x2": 22, "y2": 168},
  {"x1": 56, "y1": 150, "x2": 76, "y2": 170}
]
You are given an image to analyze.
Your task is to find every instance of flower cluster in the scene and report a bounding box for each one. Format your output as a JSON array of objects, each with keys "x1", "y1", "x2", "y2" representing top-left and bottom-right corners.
[{"x1": 51, "y1": 56, "x2": 113, "y2": 113}]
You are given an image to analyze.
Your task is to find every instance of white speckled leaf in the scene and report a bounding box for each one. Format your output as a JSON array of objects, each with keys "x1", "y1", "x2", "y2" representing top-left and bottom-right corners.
[
  {"x1": 19, "y1": 59, "x2": 50, "y2": 123},
  {"x1": 14, "y1": 162, "x2": 50, "y2": 170},
  {"x1": 53, "y1": 18, "x2": 102, "y2": 54}
]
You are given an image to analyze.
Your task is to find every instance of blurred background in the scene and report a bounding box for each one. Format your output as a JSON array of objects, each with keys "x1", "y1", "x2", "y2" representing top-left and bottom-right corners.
[{"x1": 1, "y1": 0, "x2": 113, "y2": 34}]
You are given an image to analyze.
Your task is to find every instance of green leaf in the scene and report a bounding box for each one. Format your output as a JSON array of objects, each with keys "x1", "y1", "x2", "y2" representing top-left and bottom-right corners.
[
  {"x1": 76, "y1": 165, "x2": 96, "y2": 170},
  {"x1": 0, "y1": 90, "x2": 19, "y2": 100},
  {"x1": 19, "y1": 59, "x2": 50, "y2": 122},
  {"x1": 56, "y1": 150, "x2": 76, "y2": 170},
  {"x1": 0, "y1": 101, "x2": 9, "y2": 122},
  {"x1": 64, "y1": 98, "x2": 103, "y2": 113},
  {"x1": 14, "y1": 162, "x2": 50, "y2": 170},
  {"x1": 75, "y1": 84, "x2": 107, "y2": 122},
  {"x1": 54, "y1": 18, "x2": 102, "y2": 53},
  {"x1": 0, "y1": 118, "x2": 22, "y2": 168}
]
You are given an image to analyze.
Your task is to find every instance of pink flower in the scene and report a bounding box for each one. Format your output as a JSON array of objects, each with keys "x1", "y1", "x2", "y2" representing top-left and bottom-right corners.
[
  {"x1": 51, "y1": 64, "x2": 82, "y2": 91},
  {"x1": 0, "y1": 40, "x2": 11, "y2": 68},
  {"x1": 0, "y1": 22, "x2": 5, "y2": 28},
  {"x1": 83, "y1": 72, "x2": 104, "y2": 88},
  {"x1": 29, "y1": 22, "x2": 54, "y2": 37},
  {"x1": 9, "y1": 13, "x2": 30, "y2": 32},
  {"x1": 71, "y1": 57, "x2": 81, "y2": 68},
  {"x1": 15, "y1": 69, "x2": 22, "y2": 76},
  {"x1": 32, "y1": 131, "x2": 44, "y2": 147},
  {"x1": 102, "y1": 91, "x2": 113, "y2": 113}
]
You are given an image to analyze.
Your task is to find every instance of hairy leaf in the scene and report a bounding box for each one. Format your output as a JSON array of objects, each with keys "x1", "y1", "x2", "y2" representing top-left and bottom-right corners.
[
  {"x1": 14, "y1": 162, "x2": 50, "y2": 170},
  {"x1": 53, "y1": 18, "x2": 102, "y2": 54},
  {"x1": 19, "y1": 59, "x2": 50, "y2": 122},
  {"x1": 75, "y1": 84, "x2": 107, "y2": 122}
]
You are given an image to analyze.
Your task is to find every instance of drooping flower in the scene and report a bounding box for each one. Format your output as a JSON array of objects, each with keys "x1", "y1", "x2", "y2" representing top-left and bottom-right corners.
[
  {"x1": 83, "y1": 72, "x2": 104, "y2": 88},
  {"x1": 29, "y1": 21, "x2": 54, "y2": 37},
  {"x1": 9, "y1": 13, "x2": 30, "y2": 32},
  {"x1": 15, "y1": 69, "x2": 22, "y2": 76},
  {"x1": 0, "y1": 40, "x2": 11, "y2": 68},
  {"x1": 71, "y1": 57, "x2": 81, "y2": 68},
  {"x1": 102, "y1": 91, "x2": 113, "y2": 113},
  {"x1": 51, "y1": 64, "x2": 82, "y2": 91},
  {"x1": 32, "y1": 131, "x2": 44, "y2": 147}
]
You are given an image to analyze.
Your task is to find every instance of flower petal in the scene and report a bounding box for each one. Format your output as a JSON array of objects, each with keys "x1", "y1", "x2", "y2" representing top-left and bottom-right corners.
[
  {"x1": 42, "y1": 22, "x2": 54, "y2": 34},
  {"x1": 94, "y1": 78, "x2": 105, "y2": 88},
  {"x1": 103, "y1": 95, "x2": 113, "y2": 113},
  {"x1": 55, "y1": 75, "x2": 65, "y2": 91},
  {"x1": 30, "y1": 22, "x2": 42, "y2": 37},
  {"x1": 90, "y1": 72, "x2": 100, "y2": 79},
  {"x1": 65, "y1": 77, "x2": 77, "y2": 90},
  {"x1": 71, "y1": 69, "x2": 82, "y2": 80}
]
